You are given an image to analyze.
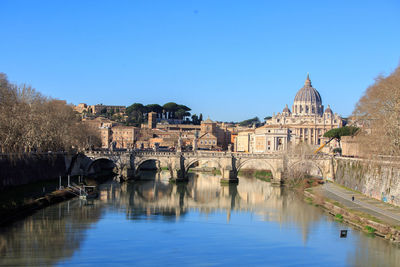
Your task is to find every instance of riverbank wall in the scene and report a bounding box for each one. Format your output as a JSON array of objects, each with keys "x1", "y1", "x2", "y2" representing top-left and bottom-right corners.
[
  {"x1": 0, "y1": 189, "x2": 76, "y2": 226},
  {"x1": 0, "y1": 152, "x2": 107, "y2": 190},
  {"x1": 334, "y1": 157, "x2": 400, "y2": 206},
  {"x1": 0, "y1": 153, "x2": 68, "y2": 190},
  {"x1": 304, "y1": 188, "x2": 400, "y2": 243}
]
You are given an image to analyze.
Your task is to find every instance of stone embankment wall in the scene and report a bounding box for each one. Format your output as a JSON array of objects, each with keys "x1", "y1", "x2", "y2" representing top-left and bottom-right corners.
[
  {"x1": 0, "y1": 153, "x2": 114, "y2": 190},
  {"x1": 0, "y1": 154, "x2": 68, "y2": 189},
  {"x1": 334, "y1": 157, "x2": 400, "y2": 206}
]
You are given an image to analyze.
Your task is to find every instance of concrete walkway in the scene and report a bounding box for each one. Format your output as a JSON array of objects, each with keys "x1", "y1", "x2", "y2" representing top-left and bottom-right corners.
[{"x1": 319, "y1": 182, "x2": 400, "y2": 226}]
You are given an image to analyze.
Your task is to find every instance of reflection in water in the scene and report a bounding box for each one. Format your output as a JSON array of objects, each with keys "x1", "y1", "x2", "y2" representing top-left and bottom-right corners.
[
  {"x1": 0, "y1": 200, "x2": 103, "y2": 266},
  {"x1": 1, "y1": 171, "x2": 400, "y2": 266},
  {"x1": 100, "y1": 172, "x2": 323, "y2": 242}
]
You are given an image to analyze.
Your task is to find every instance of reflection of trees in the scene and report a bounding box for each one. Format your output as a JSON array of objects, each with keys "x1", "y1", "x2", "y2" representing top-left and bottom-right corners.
[
  {"x1": 348, "y1": 234, "x2": 400, "y2": 266},
  {"x1": 0, "y1": 200, "x2": 103, "y2": 266}
]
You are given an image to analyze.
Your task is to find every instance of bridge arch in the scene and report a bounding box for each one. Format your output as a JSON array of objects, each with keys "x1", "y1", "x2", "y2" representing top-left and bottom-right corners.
[
  {"x1": 287, "y1": 160, "x2": 324, "y2": 179},
  {"x1": 86, "y1": 158, "x2": 116, "y2": 175},
  {"x1": 135, "y1": 158, "x2": 163, "y2": 173},
  {"x1": 236, "y1": 158, "x2": 277, "y2": 179},
  {"x1": 184, "y1": 158, "x2": 222, "y2": 173}
]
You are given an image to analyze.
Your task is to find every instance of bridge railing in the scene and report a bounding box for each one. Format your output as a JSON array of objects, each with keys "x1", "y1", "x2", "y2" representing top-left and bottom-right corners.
[{"x1": 83, "y1": 150, "x2": 332, "y2": 160}]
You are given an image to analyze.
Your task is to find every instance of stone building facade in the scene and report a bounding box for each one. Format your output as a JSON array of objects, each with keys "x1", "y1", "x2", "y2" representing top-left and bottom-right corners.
[
  {"x1": 197, "y1": 118, "x2": 231, "y2": 150},
  {"x1": 265, "y1": 74, "x2": 342, "y2": 146},
  {"x1": 100, "y1": 125, "x2": 139, "y2": 149},
  {"x1": 235, "y1": 75, "x2": 342, "y2": 152},
  {"x1": 253, "y1": 126, "x2": 290, "y2": 152}
]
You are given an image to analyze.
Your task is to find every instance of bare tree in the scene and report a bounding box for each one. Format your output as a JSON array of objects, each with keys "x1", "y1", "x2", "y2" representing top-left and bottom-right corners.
[
  {"x1": 0, "y1": 73, "x2": 101, "y2": 155},
  {"x1": 353, "y1": 66, "x2": 400, "y2": 157}
]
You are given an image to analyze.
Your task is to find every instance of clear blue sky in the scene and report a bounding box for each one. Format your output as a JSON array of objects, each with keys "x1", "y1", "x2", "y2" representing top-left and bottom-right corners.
[{"x1": 1, "y1": 0, "x2": 399, "y2": 122}]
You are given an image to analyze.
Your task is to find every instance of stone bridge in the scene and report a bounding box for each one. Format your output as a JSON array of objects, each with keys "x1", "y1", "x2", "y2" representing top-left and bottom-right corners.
[{"x1": 83, "y1": 150, "x2": 335, "y2": 183}]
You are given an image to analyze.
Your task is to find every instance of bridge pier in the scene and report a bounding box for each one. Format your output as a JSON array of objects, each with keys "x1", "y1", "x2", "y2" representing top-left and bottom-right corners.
[
  {"x1": 116, "y1": 166, "x2": 136, "y2": 181},
  {"x1": 170, "y1": 169, "x2": 188, "y2": 183},
  {"x1": 169, "y1": 154, "x2": 189, "y2": 182},
  {"x1": 220, "y1": 168, "x2": 238, "y2": 184},
  {"x1": 271, "y1": 171, "x2": 283, "y2": 185}
]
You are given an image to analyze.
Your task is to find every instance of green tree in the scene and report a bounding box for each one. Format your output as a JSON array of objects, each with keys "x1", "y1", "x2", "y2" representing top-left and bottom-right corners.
[
  {"x1": 126, "y1": 103, "x2": 145, "y2": 115},
  {"x1": 126, "y1": 103, "x2": 146, "y2": 125},
  {"x1": 191, "y1": 114, "x2": 199, "y2": 125},
  {"x1": 323, "y1": 126, "x2": 359, "y2": 146},
  {"x1": 145, "y1": 104, "x2": 163, "y2": 118},
  {"x1": 163, "y1": 102, "x2": 178, "y2": 119},
  {"x1": 239, "y1": 117, "x2": 260, "y2": 127}
]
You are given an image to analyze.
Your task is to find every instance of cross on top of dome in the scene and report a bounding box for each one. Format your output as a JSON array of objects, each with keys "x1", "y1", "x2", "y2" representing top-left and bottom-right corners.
[{"x1": 304, "y1": 73, "x2": 312, "y2": 87}]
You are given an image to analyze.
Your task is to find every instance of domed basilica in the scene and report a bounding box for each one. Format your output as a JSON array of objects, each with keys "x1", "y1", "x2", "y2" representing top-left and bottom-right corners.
[
  {"x1": 265, "y1": 74, "x2": 343, "y2": 147},
  {"x1": 235, "y1": 74, "x2": 343, "y2": 153}
]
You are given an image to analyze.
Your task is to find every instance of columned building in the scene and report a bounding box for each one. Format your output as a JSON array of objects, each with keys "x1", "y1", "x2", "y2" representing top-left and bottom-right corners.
[
  {"x1": 265, "y1": 74, "x2": 343, "y2": 146},
  {"x1": 234, "y1": 75, "x2": 343, "y2": 152}
]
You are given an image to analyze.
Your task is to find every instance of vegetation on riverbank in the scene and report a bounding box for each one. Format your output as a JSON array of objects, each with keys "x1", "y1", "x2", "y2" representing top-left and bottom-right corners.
[
  {"x1": 238, "y1": 169, "x2": 272, "y2": 182},
  {"x1": 212, "y1": 168, "x2": 221, "y2": 175},
  {"x1": 304, "y1": 186, "x2": 400, "y2": 242},
  {"x1": 352, "y1": 65, "x2": 400, "y2": 157},
  {"x1": 0, "y1": 73, "x2": 100, "y2": 154}
]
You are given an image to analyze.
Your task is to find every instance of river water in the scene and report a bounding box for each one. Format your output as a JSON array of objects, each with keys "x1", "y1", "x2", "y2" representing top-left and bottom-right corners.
[{"x1": 1, "y1": 171, "x2": 400, "y2": 266}]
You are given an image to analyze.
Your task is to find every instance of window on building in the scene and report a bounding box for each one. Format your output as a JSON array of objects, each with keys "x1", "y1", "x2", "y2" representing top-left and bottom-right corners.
[
  {"x1": 267, "y1": 141, "x2": 271, "y2": 145},
  {"x1": 312, "y1": 106, "x2": 315, "y2": 113},
  {"x1": 306, "y1": 106, "x2": 309, "y2": 113}
]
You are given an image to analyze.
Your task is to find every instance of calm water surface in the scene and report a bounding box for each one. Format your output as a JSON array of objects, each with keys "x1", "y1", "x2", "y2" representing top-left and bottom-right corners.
[{"x1": 1, "y1": 171, "x2": 400, "y2": 266}]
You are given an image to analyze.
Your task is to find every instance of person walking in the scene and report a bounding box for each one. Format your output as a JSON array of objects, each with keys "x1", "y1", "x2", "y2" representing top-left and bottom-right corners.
[{"x1": 352, "y1": 195, "x2": 355, "y2": 201}]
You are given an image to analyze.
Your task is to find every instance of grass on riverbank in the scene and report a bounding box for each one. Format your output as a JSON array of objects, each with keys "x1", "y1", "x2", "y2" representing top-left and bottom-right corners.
[
  {"x1": 305, "y1": 185, "x2": 400, "y2": 242},
  {"x1": 288, "y1": 178, "x2": 324, "y2": 192},
  {"x1": 212, "y1": 169, "x2": 221, "y2": 175},
  {"x1": 238, "y1": 169, "x2": 272, "y2": 182},
  {"x1": 309, "y1": 188, "x2": 384, "y2": 224},
  {"x1": 335, "y1": 214, "x2": 344, "y2": 222}
]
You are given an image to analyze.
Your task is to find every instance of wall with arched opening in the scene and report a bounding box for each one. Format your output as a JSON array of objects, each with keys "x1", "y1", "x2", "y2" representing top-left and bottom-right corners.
[
  {"x1": 287, "y1": 160, "x2": 324, "y2": 179},
  {"x1": 86, "y1": 158, "x2": 116, "y2": 176},
  {"x1": 236, "y1": 159, "x2": 276, "y2": 179},
  {"x1": 185, "y1": 159, "x2": 221, "y2": 173}
]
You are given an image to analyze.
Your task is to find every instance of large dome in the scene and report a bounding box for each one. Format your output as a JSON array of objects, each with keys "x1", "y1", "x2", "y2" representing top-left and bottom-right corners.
[{"x1": 294, "y1": 74, "x2": 322, "y2": 104}]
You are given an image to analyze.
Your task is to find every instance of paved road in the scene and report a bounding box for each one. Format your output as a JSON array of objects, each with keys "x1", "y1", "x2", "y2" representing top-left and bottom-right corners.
[{"x1": 321, "y1": 182, "x2": 400, "y2": 225}]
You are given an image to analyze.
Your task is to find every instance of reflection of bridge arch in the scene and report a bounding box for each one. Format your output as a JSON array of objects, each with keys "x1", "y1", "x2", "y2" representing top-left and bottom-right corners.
[
  {"x1": 288, "y1": 160, "x2": 324, "y2": 179},
  {"x1": 236, "y1": 158, "x2": 276, "y2": 179}
]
